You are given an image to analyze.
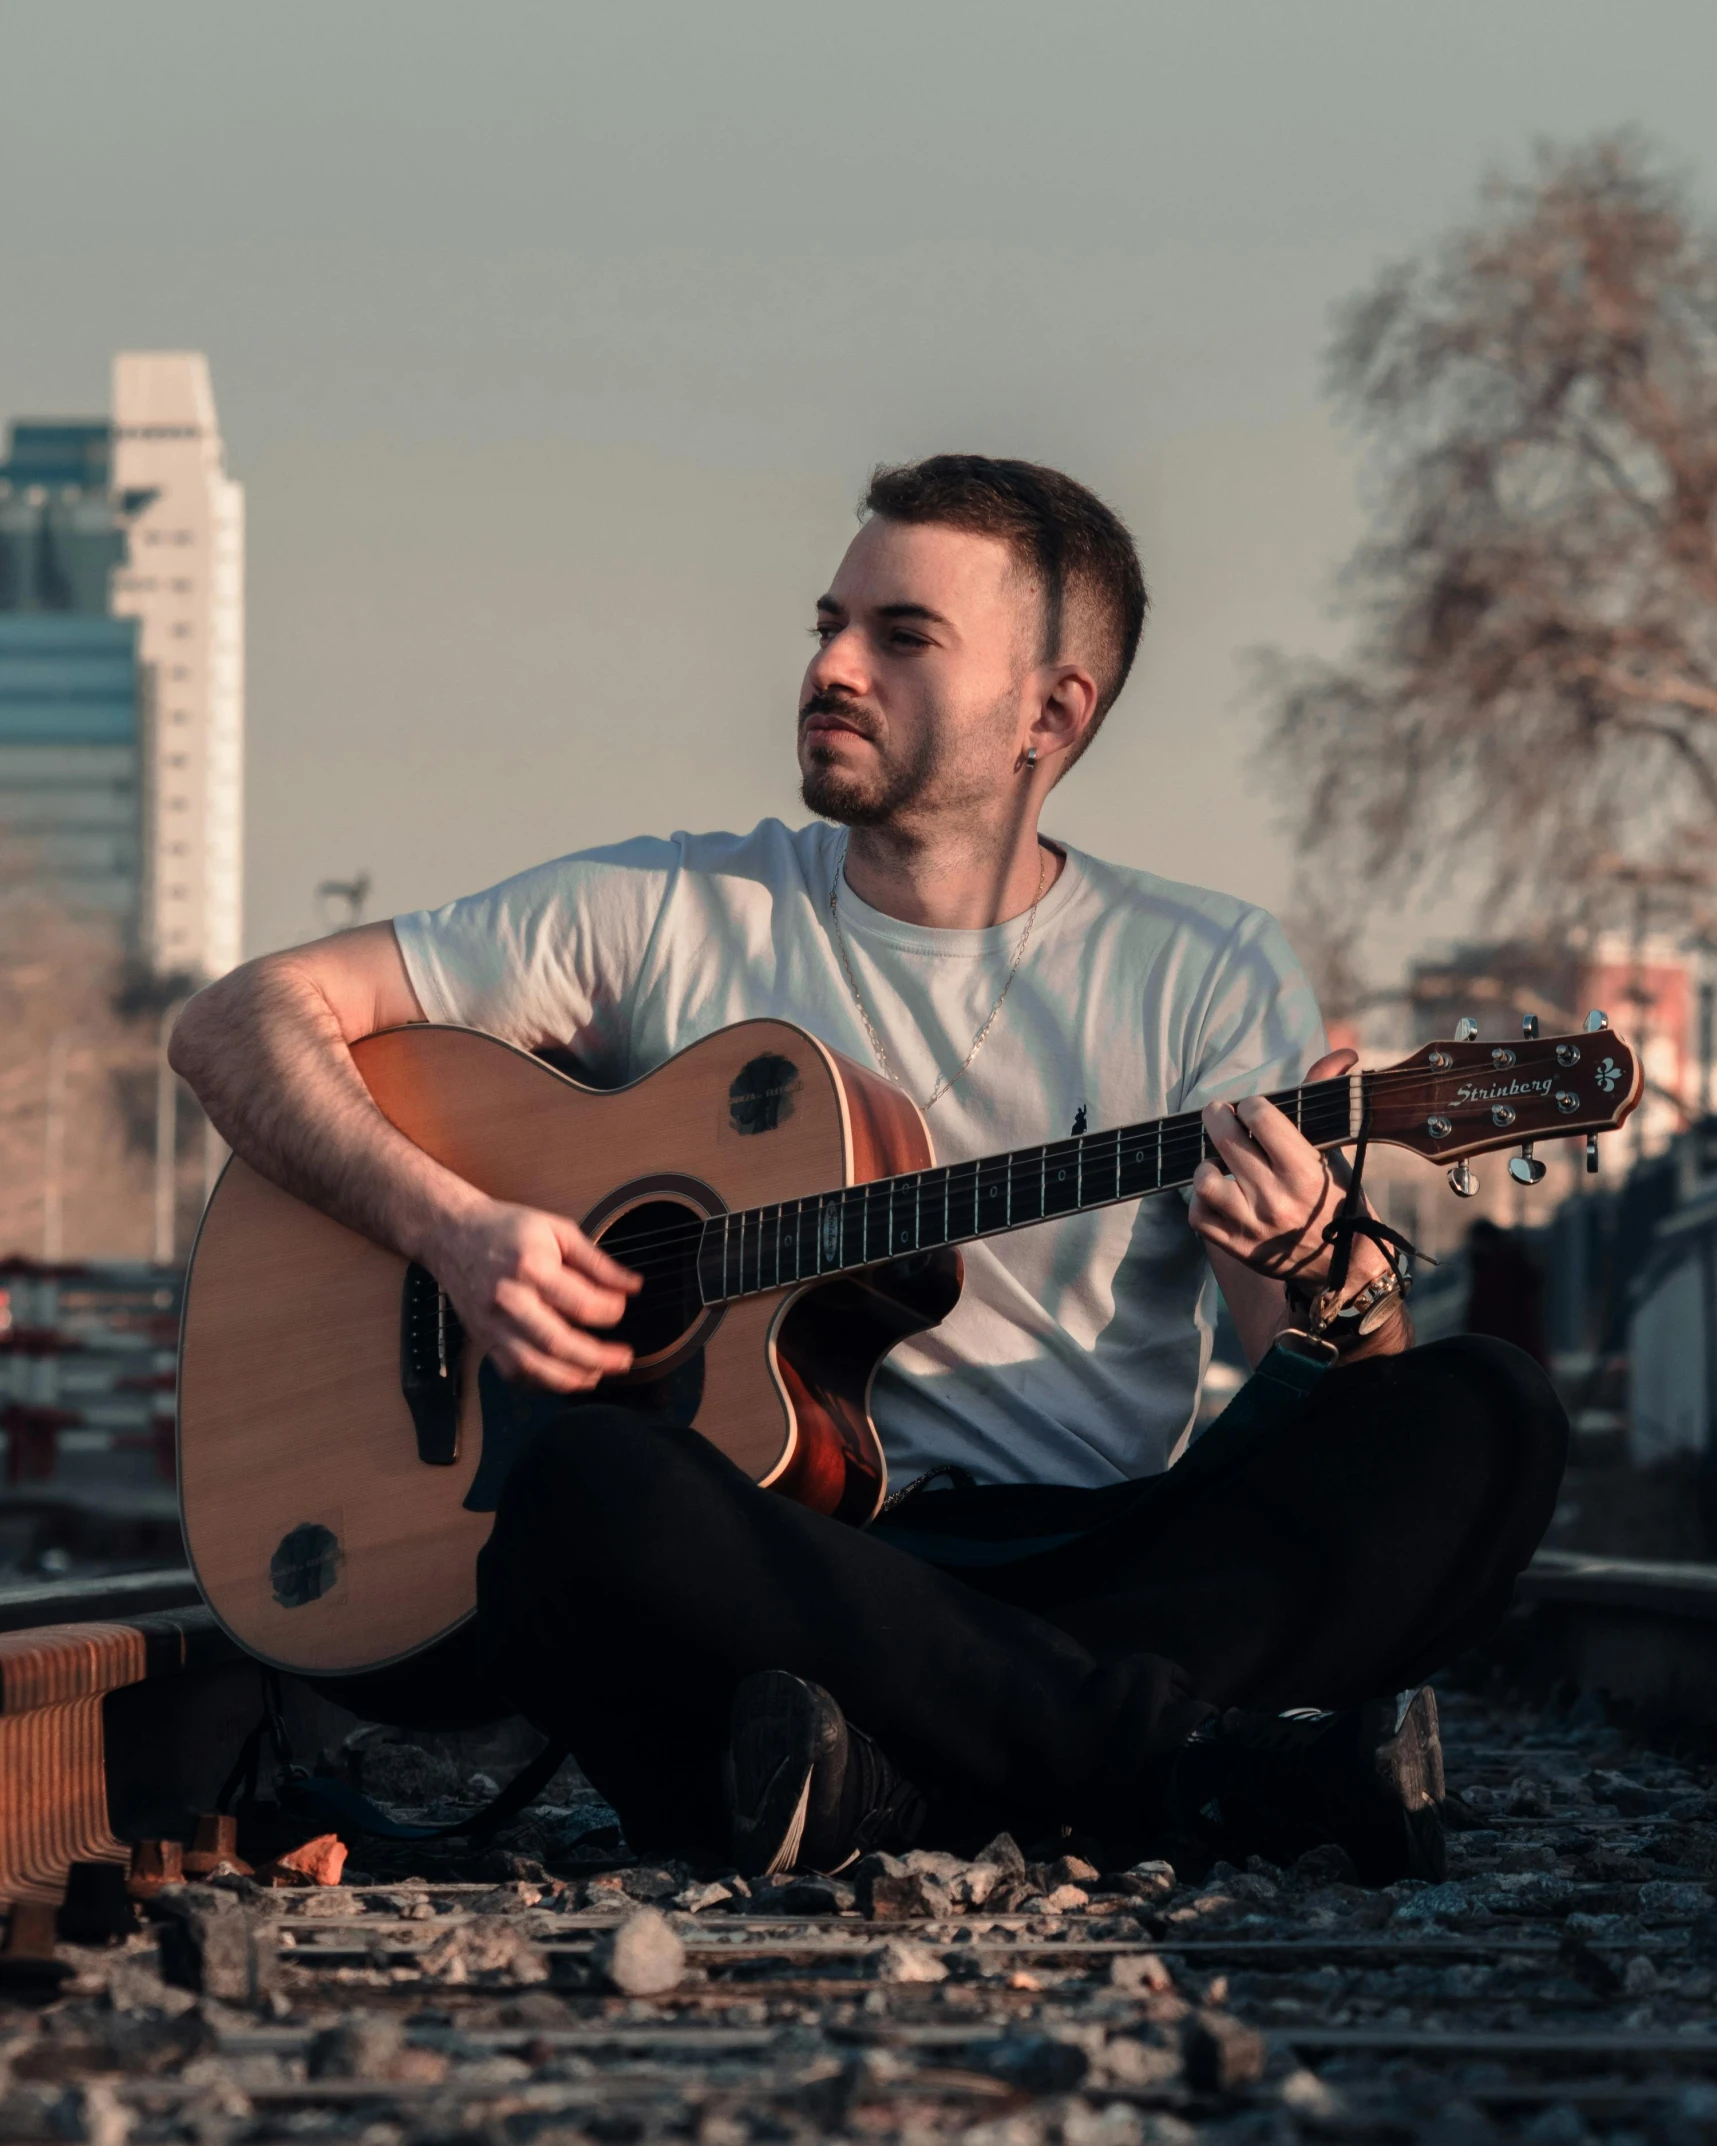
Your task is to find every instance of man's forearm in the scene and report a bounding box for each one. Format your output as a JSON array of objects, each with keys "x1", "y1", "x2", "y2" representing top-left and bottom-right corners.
[
  {"x1": 169, "y1": 958, "x2": 480, "y2": 1265},
  {"x1": 1215, "y1": 1244, "x2": 1413, "y2": 1369}
]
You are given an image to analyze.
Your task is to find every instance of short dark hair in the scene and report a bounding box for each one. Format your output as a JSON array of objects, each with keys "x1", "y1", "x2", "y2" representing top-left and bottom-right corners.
[{"x1": 861, "y1": 454, "x2": 1148, "y2": 752}]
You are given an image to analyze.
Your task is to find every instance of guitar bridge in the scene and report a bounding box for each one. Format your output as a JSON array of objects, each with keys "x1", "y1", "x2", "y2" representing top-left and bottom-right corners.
[{"x1": 400, "y1": 1262, "x2": 466, "y2": 1466}]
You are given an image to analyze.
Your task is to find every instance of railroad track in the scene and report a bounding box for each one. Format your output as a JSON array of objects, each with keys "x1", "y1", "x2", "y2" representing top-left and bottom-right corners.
[{"x1": 2, "y1": 1551, "x2": 1716, "y2": 2141}]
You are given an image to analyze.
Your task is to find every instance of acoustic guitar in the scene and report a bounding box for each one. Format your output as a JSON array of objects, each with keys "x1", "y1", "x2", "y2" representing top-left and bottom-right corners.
[{"x1": 177, "y1": 1016, "x2": 1639, "y2": 1675}]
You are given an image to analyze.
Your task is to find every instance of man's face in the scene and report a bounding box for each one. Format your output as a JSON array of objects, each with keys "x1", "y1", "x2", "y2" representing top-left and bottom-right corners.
[{"x1": 798, "y1": 517, "x2": 1039, "y2": 829}]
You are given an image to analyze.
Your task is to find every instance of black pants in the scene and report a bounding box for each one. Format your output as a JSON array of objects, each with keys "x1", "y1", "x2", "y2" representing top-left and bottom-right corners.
[{"x1": 445, "y1": 1334, "x2": 1565, "y2": 1856}]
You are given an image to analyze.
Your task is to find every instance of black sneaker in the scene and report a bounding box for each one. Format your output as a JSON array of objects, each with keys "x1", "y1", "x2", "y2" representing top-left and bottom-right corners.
[
  {"x1": 1163, "y1": 1687, "x2": 1446, "y2": 1886},
  {"x1": 725, "y1": 1670, "x2": 927, "y2": 1877}
]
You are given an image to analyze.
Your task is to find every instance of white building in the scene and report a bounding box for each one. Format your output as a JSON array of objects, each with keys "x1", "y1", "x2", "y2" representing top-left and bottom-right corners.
[{"x1": 109, "y1": 354, "x2": 245, "y2": 981}]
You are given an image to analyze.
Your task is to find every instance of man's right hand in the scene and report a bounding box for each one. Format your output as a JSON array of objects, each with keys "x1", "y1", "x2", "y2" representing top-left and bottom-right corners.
[
  {"x1": 170, "y1": 922, "x2": 643, "y2": 1393},
  {"x1": 420, "y1": 1200, "x2": 642, "y2": 1392}
]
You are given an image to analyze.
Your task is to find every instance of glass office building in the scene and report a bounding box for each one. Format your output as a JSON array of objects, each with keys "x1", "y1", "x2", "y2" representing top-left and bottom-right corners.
[
  {"x1": 0, "y1": 424, "x2": 144, "y2": 933},
  {"x1": 0, "y1": 361, "x2": 244, "y2": 981}
]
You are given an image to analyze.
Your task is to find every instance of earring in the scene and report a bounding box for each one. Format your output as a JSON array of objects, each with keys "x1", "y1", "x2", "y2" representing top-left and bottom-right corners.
[{"x1": 1025, "y1": 746, "x2": 1038, "y2": 770}]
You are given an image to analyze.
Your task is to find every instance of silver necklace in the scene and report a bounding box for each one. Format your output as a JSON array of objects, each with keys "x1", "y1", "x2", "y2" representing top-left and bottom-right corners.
[{"x1": 827, "y1": 836, "x2": 1050, "y2": 1110}]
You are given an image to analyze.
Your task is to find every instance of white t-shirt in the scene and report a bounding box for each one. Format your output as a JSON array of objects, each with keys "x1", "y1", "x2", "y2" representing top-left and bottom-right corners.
[{"x1": 394, "y1": 819, "x2": 1325, "y2": 1489}]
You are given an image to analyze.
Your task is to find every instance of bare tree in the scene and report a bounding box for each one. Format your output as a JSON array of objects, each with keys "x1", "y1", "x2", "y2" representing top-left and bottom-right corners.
[
  {"x1": 0, "y1": 870, "x2": 201, "y2": 1263},
  {"x1": 1262, "y1": 135, "x2": 1717, "y2": 937}
]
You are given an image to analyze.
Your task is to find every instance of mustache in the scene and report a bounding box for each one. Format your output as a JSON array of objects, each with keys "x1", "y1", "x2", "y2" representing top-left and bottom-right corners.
[{"x1": 799, "y1": 691, "x2": 877, "y2": 735}]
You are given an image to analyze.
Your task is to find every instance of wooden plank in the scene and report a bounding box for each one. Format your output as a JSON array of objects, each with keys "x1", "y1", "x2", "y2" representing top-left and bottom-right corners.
[{"x1": 0, "y1": 1570, "x2": 201, "y2": 1635}]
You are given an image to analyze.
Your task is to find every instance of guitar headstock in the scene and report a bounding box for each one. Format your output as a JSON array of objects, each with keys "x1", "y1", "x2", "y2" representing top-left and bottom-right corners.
[{"x1": 1367, "y1": 1026, "x2": 1641, "y2": 1163}]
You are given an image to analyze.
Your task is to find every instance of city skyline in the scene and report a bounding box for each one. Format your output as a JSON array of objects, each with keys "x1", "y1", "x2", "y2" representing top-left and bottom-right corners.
[{"x1": 7, "y1": 3, "x2": 1717, "y2": 980}]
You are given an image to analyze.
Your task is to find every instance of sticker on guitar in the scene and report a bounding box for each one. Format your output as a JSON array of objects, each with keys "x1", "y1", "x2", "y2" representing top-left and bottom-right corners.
[{"x1": 729, "y1": 1054, "x2": 801, "y2": 1134}]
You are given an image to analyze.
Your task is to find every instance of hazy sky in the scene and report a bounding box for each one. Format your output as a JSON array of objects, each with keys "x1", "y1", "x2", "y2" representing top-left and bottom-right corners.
[{"x1": 6, "y1": 1, "x2": 1717, "y2": 971}]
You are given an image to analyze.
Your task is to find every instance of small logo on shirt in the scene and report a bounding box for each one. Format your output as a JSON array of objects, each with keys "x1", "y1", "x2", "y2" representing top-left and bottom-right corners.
[{"x1": 1071, "y1": 1104, "x2": 1088, "y2": 1136}]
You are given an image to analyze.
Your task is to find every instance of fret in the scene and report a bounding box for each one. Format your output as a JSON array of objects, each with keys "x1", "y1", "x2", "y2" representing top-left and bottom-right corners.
[
  {"x1": 1009, "y1": 1147, "x2": 1044, "y2": 1225},
  {"x1": 947, "y1": 1158, "x2": 980, "y2": 1240},
  {"x1": 1117, "y1": 1128, "x2": 1155, "y2": 1200},
  {"x1": 723, "y1": 1211, "x2": 736, "y2": 1299},
  {"x1": 738, "y1": 1207, "x2": 757, "y2": 1295},
  {"x1": 818, "y1": 1192, "x2": 841, "y2": 1274},
  {"x1": 1161, "y1": 1117, "x2": 1205, "y2": 1189},
  {"x1": 916, "y1": 1165, "x2": 950, "y2": 1248},
  {"x1": 889, "y1": 1174, "x2": 919, "y2": 1256},
  {"x1": 1042, "y1": 1139, "x2": 1080, "y2": 1217},
  {"x1": 1155, "y1": 1119, "x2": 1163, "y2": 1189},
  {"x1": 866, "y1": 1180, "x2": 892, "y2": 1262},
  {"x1": 1082, "y1": 1129, "x2": 1119, "y2": 1207},
  {"x1": 976, "y1": 1153, "x2": 1010, "y2": 1232},
  {"x1": 842, "y1": 1184, "x2": 866, "y2": 1268}
]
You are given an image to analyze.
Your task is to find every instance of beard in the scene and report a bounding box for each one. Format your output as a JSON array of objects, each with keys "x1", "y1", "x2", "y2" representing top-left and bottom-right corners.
[{"x1": 797, "y1": 692, "x2": 945, "y2": 828}]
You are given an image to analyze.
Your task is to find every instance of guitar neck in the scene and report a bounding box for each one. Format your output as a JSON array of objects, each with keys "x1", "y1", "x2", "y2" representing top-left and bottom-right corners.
[{"x1": 695, "y1": 1070, "x2": 1365, "y2": 1308}]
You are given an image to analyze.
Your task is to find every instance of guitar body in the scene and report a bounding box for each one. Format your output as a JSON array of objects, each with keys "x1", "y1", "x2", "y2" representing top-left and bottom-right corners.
[{"x1": 177, "y1": 1020, "x2": 956, "y2": 1677}]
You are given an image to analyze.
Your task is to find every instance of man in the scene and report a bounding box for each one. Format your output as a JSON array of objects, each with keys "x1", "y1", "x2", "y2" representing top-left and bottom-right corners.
[{"x1": 171, "y1": 456, "x2": 1565, "y2": 1884}]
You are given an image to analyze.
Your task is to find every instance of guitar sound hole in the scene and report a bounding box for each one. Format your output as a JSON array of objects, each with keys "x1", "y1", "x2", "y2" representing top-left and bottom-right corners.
[{"x1": 598, "y1": 1198, "x2": 707, "y2": 1361}]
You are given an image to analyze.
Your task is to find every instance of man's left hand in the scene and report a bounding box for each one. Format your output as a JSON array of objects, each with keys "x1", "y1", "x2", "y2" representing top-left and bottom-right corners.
[{"x1": 1189, "y1": 1048, "x2": 1386, "y2": 1293}]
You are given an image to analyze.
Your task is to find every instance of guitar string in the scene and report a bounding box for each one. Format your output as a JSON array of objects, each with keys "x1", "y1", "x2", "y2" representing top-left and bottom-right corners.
[
  {"x1": 579, "y1": 1175, "x2": 1573, "y2": 1308},
  {"x1": 582, "y1": 1122, "x2": 1558, "y2": 1302},
  {"x1": 548, "y1": 1056, "x2": 1598, "y2": 1281},
  {"x1": 568, "y1": 1070, "x2": 1603, "y2": 1290},
  {"x1": 577, "y1": 1103, "x2": 1357, "y2": 1280},
  {"x1": 586, "y1": 1046, "x2": 1599, "y2": 1282}
]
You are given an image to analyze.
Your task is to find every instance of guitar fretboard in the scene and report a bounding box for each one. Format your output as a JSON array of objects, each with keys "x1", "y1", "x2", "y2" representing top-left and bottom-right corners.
[{"x1": 693, "y1": 1071, "x2": 1364, "y2": 1306}]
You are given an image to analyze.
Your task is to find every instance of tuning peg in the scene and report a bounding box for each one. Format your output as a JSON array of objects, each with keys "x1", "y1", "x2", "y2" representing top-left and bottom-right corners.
[
  {"x1": 1586, "y1": 1133, "x2": 1600, "y2": 1174},
  {"x1": 1454, "y1": 1016, "x2": 1479, "y2": 1042},
  {"x1": 1584, "y1": 1009, "x2": 1610, "y2": 1032},
  {"x1": 1448, "y1": 1159, "x2": 1479, "y2": 1197},
  {"x1": 1522, "y1": 1012, "x2": 1539, "y2": 1040},
  {"x1": 1508, "y1": 1143, "x2": 1547, "y2": 1186}
]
